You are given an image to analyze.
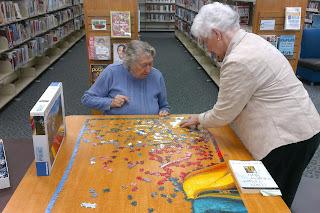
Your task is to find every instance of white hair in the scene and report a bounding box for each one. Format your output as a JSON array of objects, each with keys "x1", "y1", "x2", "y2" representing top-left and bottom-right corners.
[
  {"x1": 123, "y1": 40, "x2": 156, "y2": 69},
  {"x1": 191, "y1": 2, "x2": 240, "y2": 38}
]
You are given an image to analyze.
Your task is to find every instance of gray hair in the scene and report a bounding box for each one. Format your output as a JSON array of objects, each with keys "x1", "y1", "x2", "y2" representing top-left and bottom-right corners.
[
  {"x1": 123, "y1": 40, "x2": 156, "y2": 68},
  {"x1": 191, "y1": 2, "x2": 240, "y2": 38}
]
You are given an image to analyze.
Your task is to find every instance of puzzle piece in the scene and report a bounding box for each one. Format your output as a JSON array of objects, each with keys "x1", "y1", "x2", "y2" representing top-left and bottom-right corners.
[{"x1": 80, "y1": 202, "x2": 96, "y2": 209}]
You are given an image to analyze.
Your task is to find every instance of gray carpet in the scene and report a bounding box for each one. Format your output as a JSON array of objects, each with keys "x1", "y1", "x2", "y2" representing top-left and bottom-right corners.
[{"x1": 0, "y1": 32, "x2": 319, "y2": 213}]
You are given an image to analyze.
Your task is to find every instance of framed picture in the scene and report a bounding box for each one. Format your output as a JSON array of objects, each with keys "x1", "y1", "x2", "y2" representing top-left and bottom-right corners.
[
  {"x1": 88, "y1": 36, "x2": 111, "y2": 60},
  {"x1": 113, "y1": 43, "x2": 127, "y2": 63},
  {"x1": 91, "y1": 19, "x2": 107, "y2": 31},
  {"x1": 110, "y1": 11, "x2": 131, "y2": 38},
  {"x1": 90, "y1": 64, "x2": 108, "y2": 83}
]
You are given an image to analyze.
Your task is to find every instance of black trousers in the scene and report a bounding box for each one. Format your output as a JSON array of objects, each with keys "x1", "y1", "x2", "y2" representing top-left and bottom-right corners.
[{"x1": 261, "y1": 132, "x2": 320, "y2": 208}]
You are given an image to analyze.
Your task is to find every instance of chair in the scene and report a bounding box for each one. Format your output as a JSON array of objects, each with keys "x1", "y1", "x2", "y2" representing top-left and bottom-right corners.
[{"x1": 296, "y1": 28, "x2": 320, "y2": 85}]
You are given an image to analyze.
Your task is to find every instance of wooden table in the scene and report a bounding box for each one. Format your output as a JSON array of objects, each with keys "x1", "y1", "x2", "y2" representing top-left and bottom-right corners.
[{"x1": 3, "y1": 115, "x2": 290, "y2": 213}]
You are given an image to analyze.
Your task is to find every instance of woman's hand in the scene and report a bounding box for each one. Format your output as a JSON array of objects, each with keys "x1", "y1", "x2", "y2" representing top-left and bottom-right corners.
[
  {"x1": 111, "y1": 95, "x2": 129, "y2": 108},
  {"x1": 180, "y1": 115, "x2": 200, "y2": 128},
  {"x1": 159, "y1": 110, "x2": 170, "y2": 117}
]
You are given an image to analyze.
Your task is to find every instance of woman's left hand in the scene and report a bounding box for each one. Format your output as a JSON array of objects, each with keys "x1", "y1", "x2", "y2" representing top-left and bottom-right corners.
[{"x1": 159, "y1": 110, "x2": 170, "y2": 117}]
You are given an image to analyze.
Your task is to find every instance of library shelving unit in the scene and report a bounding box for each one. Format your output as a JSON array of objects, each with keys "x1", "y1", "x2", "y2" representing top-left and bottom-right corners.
[
  {"x1": 0, "y1": 0, "x2": 85, "y2": 110},
  {"x1": 83, "y1": 0, "x2": 139, "y2": 84},
  {"x1": 139, "y1": 0, "x2": 176, "y2": 31},
  {"x1": 175, "y1": 0, "x2": 308, "y2": 86},
  {"x1": 305, "y1": 0, "x2": 320, "y2": 28}
]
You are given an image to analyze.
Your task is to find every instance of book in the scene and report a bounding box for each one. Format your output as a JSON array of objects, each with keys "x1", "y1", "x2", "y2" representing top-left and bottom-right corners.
[
  {"x1": 278, "y1": 34, "x2": 295, "y2": 58},
  {"x1": 228, "y1": 160, "x2": 280, "y2": 194},
  {"x1": 113, "y1": 43, "x2": 127, "y2": 63},
  {"x1": 260, "y1": 34, "x2": 278, "y2": 48},
  {"x1": 91, "y1": 19, "x2": 107, "y2": 31},
  {"x1": 284, "y1": 7, "x2": 301, "y2": 30},
  {"x1": 30, "y1": 82, "x2": 66, "y2": 176},
  {"x1": 312, "y1": 14, "x2": 320, "y2": 28},
  {"x1": 0, "y1": 139, "x2": 10, "y2": 189},
  {"x1": 90, "y1": 64, "x2": 108, "y2": 83},
  {"x1": 234, "y1": 3, "x2": 250, "y2": 26},
  {"x1": 110, "y1": 11, "x2": 131, "y2": 38},
  {"x1": 88, "y1": 36, "x2": 111, "y2": 60}
]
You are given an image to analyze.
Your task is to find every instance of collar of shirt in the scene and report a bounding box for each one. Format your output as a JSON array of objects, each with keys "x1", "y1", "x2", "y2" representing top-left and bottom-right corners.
[{"x1": 223, "y1": 29, "x2": 248, "y2": 63}]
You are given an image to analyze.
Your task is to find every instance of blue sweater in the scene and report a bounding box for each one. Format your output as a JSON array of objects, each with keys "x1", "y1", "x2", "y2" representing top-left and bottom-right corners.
[{"x1": 81, "y1": 63, "x2": 170, "y2": 115}]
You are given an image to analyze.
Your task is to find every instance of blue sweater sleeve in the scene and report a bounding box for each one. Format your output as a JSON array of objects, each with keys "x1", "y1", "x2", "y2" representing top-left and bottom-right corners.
[
  {"x1": 158, "y1": 74, "x2": 170, "y2": 112},
  {"x1": 81, "y1": 67, "x2": 113, "y2": 111}
]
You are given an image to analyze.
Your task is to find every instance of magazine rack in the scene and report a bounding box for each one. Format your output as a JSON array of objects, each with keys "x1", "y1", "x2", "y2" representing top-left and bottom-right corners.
[
  {"x1": 252, "y1": 0, "x2": 308, "y2": 72},
  {"x1": 83, "y1": 0, "x2": 139, "y2": 85}
]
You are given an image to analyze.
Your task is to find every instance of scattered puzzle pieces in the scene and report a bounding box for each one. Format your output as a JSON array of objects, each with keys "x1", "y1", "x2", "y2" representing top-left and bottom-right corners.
[
  {"x1": 103, "y1": 188, "x2": 110, "y2": 193},
  {"x1": 131, "y1": 201, "x2": 137, "y2": 206},
  {"x1": 80, "y1": 117, "x2": 225, "y2": 210}
]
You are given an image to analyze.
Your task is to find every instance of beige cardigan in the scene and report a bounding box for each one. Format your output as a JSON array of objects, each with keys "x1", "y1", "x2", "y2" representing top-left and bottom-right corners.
[{"x1": 199, "y1": 29, "x2": 320, "y2": 160}]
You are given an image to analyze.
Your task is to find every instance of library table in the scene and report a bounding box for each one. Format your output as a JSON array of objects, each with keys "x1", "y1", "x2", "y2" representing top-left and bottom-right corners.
[{"x1": 3, "y1": 115, "x2": 290, "y2": 213}]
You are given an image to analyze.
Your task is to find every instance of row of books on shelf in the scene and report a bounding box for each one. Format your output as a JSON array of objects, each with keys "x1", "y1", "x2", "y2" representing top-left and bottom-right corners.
[
  {"x1": 0, "y1": 0, "x2": 82, "y2": 25},
  {"x1": 176, "y1": 3, "x2": 250, "y2": 26},
  {"x1": 146, "y1": 0, "x2": 175, "y2": 3},
  {"x1": 0, "y1": 7, "x2": 82, "y2": 51},
  {"x1": 305, "y1": 13, "x2": 320, "y2": 28},
  {"x1": 176, "y1": 6, "x2": 196, "y2": 24},
  {"x1": 176, "y1": 0, "x2": 206, "y2": 12},
  {"x1": 145, "y1": 13, "x2": 175, "y2": 21},
  {"x1": 0, "y1": 17, "x2": 82, "y2": 72},
  {"x1": 308, "y1": 0, "x2": 320, "y2": 10},
  {"x1": 176, "y1": 0, "x2": 251, "y2": 13},
  {"x1": 233, "y1": 3, "x2": 250, "y2": 25},
  {"x1": 176, "y1": 19, "x2": 191, "y2": 35},
  {"x1": 146, "y1": 4, "x2": 176, "y2": 12}
]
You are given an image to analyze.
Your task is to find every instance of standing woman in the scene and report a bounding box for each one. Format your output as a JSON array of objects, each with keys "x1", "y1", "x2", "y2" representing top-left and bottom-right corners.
[
  {"x1": 180, "y1": 2, "x2": 320, "y2": 208},
  {"x1": 82, "y1": 40, "x2": 170, "y2": 116}
]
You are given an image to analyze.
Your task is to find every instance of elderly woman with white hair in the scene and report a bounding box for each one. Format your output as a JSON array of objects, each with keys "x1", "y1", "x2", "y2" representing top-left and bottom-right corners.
[
  {"x1": 180, "y1": 2, "x2": 320, "y2": 208},
  {"x1": 81, "y1": 40, "x2": 170, "y2": 116}
]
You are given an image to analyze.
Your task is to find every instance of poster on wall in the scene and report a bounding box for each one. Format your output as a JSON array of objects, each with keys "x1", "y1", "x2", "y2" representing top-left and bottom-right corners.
[
  {"x1": 91, "y1": 19, "x2": 107, "y2": 31},
  {"x1": 284, "y1": 7, "x2": 301, "y2": 30},
  {"x1": 90, "y1": 64, "x2": 108, "y2": 83},
  {"x1": 110, "y1": 11, "x2": 131, "y2": 38},
  {"x1": 88, "y1": 36, "x2": 111, "y2": 60},
  {"x1": 113, "y1": 43, "x2": 127, "y2": 63}
]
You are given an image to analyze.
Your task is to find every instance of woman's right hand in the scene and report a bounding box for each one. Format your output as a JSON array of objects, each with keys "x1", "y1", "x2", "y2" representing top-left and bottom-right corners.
[{"x1": 111, "y1": 95, "x2": 129, "y2": 108}]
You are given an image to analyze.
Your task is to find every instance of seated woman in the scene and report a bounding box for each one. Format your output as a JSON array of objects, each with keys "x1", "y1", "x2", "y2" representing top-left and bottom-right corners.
[{"x1": 81, "y1": 40, "x2": 170, "y2": 116}]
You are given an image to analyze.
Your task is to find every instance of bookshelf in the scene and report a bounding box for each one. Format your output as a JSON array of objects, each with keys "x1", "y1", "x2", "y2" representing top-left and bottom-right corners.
[
  {"x1": 0, "y1": 0, "x2": 85, "y2": 110},
  {"x1": 305, "y1": 0, "x2": 320, "y2": 28},
  {"x1": 175, "y1": 0, "x2": 308, "y2": 86},
  {"x1": 139, "y1": 0, "x2": 176, "y2": 31}
]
